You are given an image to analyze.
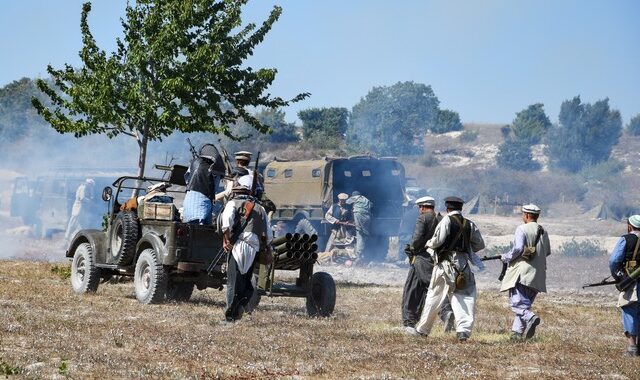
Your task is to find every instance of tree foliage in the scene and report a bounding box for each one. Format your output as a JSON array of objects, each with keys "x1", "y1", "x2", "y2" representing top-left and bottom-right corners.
[
  {"x1": 547, "y1": 96, "x2": 622, "y2": 172},
  {"x1": 627, "y1": 114, "x2": 640, "y2": 136},
  {"x1": 496, "y1": 138, "x2": 541, "y2": 171},
  {"x1": 510, "y1": 103, "x2": 551, "y2": 144},
  {"x1": 0, "y1": 78, "x2": 50, "y2": 144},
  {"x1": 347, "y1": 81, "x2": 439, "y2": 156},
  {"x1": 298, "y1": 107, "x2": 348, "y2": 147},
  {"x1": 430, "y1": 109, "x2": 463, "y2": 134},
  {"x1": 32, "y1": 0, "x2": 308, "y2": 177}
]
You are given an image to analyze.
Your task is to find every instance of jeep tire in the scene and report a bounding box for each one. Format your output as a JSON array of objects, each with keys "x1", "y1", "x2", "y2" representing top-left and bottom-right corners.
[
  {"x1": 305, "y1": 272, "x2": 336, "y2": 317},
  {"x1": 134, "y1": 248, "x2": 167, "y2": 304},
  {"x1": 110, "y1": 211, "x2": 139, "y2": 265},
  {"x1": 71, "y1": 242, "x2": 101, "y2": 294}
]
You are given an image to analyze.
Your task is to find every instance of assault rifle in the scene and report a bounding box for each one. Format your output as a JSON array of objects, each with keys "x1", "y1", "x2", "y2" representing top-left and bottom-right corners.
[
  {"x1": 217, "y1": 140, "x2": 234, "y2": 180},
  {"x1": 251, "y1": 151, "x2": 260, "y2": 196},
  {"x1": 480, "y1": 255, "x2": 508, "y2": 281},
  {"x1": 186, "y1": 138, "x2": 198, "y2": 159},
  {"x1": 583, "y1": 266, "x2": 640, "y2": 291}
]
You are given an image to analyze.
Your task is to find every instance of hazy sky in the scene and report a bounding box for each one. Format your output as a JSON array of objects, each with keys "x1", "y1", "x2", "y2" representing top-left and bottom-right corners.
[{"x1": 1, "y1": 0, "x2": 638, "y2": 124}]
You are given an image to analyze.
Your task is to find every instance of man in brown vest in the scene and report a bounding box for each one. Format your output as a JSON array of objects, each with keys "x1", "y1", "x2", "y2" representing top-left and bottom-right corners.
[{"x1": 500, "y1": 204, "x2": 551, "y2": 341}]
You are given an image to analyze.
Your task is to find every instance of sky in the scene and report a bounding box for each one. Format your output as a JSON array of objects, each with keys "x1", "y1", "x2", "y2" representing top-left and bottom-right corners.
[{"x1": 0, "y1": 0, "x2": 638, "y2": 125}]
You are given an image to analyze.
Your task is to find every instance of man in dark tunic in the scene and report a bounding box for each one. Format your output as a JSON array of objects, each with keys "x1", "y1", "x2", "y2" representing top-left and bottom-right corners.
[{"x1": 402, "y1": 196, "x2": 454, "y2": 336}]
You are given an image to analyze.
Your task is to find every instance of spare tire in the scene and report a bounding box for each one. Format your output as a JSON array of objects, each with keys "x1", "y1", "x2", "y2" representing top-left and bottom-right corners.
[{"x1": 110, "y1": 211, "x2": 139, "y2": 265}]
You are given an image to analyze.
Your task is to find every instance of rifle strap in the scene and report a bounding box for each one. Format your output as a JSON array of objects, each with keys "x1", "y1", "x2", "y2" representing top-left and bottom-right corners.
[{"x1": 527, "y1": 225, "x2": 544, "y2": 248}]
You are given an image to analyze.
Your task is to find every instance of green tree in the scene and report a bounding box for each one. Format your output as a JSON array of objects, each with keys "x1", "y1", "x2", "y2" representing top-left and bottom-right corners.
[
  {"x1": 255, "y1": 108, "x2": 298, "y2": 143},
  {"x1": 348, "y1": 81, "x2": 439, "y2": 156},
  {"x1": 298, "y1": 107, "x2": 349, "y2": 143},
  {"x1": 627, "y1": 114, "x2": 640, "y2": 136},
  {"x1": 510, "y1": 103, "x2": 551, "y2": 144},
  {"x1": 430, "y1": 109, "x2": 463, "y2": 134},
  {"x1": 496, "y1": 138, "x2": 541, "y2": 171},
  {"x1": 32, "y1": 1, "x2": 308, "y2": 178},
  {"x1": 547, "y1": 96, "x2": 622, "y2": 172},
  {"x1": 0, "y1": 78, "x2": 50, "y2": 144}
]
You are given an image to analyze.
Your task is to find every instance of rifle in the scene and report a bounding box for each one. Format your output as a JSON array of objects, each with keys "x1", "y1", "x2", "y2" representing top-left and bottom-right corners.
[
  {"x1": 480, "y1": 255, "x2": 508, "y2": 281},
  {"x1": 583, "y1": 266, "x2": 640, "y2": 291},
  {"x1": 251, "y1": 151, "x2": 260, "y2": 196},
  {"x1": 217, "y1": 140, "x2": 234, "y2": 180},
  {"x1": 186, "y1": 138, "x2": 198, "y2": 159}
]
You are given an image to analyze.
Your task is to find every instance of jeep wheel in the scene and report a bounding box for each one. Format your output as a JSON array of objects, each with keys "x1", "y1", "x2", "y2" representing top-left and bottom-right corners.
[
  {"x1": 134, "y1": 248, "x2": 167, "y2": 304},
  {"x1": 165, "y1": 281, "x2": 194, "y2": 302},
  {"x1": 305, "y1": 272, "x2": 336, "y2": 317},
  {"x1": 71, "y1": 243, "x2": 101, "y2": 294},
  {"x1": 110, "y1": 211, "x2": 139, "y2": 265}
]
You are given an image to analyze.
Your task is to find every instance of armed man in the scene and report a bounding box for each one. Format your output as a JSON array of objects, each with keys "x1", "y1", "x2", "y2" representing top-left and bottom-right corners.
[
  {"x1": 415, "y1": 196, "x2": 485, "y2": 342},
  {"x1": 220, "y1": 175, "x2": 272, "y2": 322},
  {"x1": 609, "y1": 215, "x2": 640, "y2": 356},
  {"x1": 402, "y1": 196, "x2": 454, "y2": 336},
  {"x1": 215, "y1": 151, "x2": 264, "y2": 203},
  {"x1": 500, "y1": 204, "x2": 551, "y2": 342},
  {"x1": 347, "y1": 191, "x2": 372, "y2": 261}
]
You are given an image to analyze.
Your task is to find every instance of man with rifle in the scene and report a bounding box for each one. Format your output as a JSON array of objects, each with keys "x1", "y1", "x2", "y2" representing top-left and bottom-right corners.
[
  {"x1": 609, "y1": 215, "x2": 640, "y2": 356},
  {"x1": 215, "y1": 151, "x2": 264, "y2": 203},
  {"x1": 499, "y1": 204, "x2": 551, "y2": 342},
  {"x1": 220, "y1": 175, "x2": 271, "y2": 322},
  {"x1": 402, "y1": 196, "x2": 454, "y2": 336},
  {"x1": 415, "y1": 196, "x2": 486, "y2": 342}
]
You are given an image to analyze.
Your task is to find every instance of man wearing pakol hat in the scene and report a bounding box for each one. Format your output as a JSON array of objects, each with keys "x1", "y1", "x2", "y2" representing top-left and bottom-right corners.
[
  {"x1": 402, "y1": 196, "x2": 455, "y2": 336},
  {"x1": 500, "y1": 204, "x2": 551, "y2": 342},
  {"x1": 323, "y1": 193, "x2": 355, "y2": 255},
  {"x1": 220, "y1": 177, "x2": 271, "y2": 322},
  {"x1": 416, "y1": 196, "x2": 486, "y2": 342},
  {"x1": 347, "y1": 191, "x2": 373, "y2": 261},
  {"x1": 609, "y1": 214, "x2": 640, "y2": 356},
  {"x1": 215, "y1": 150, "x2": 264, "y2": 202}
]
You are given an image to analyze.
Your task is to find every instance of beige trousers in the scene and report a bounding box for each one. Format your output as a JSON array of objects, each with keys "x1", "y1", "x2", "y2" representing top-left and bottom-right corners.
[{"x1": 415, "y1": 260, "x2": 477, "y2": 336}]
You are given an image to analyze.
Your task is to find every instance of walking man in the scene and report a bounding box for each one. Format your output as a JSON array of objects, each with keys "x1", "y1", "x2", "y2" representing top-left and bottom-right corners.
[
  {"x1": 65, "y1": 178, "x2": 95, "y2": 241},
  {"x1": 402, "y1": 196, "x2": 454, "y2": 336},
  {"x1": 416, "y1": 196, "x2": 485, "y2": 342},
  {"x1": 323, "y1": 193, "x2": 355, "y2": 252},
  {"x1": 347, "y1": 191, "x2": 372, "y2": 261},
  {"x1": 500, "y1": 204, "x2": 551, "y2": 342},
  {"x1": 609, "y1": 215, "x2": 640, "y2": 355}
]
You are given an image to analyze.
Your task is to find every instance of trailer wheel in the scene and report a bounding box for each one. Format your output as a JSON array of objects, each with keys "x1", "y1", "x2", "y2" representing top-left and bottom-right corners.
[
  {"x1": 134, "y1": 248, "x2": 167, "y2": 304},
  {"x1": 306, "y1": 272, "x2": 336, "y2": 317},
  {"x1": 165, "y1": 281, "x2": 194, "y2": 302},
  {"x1": 110, "y1": 211, "x2": 139, "y2": 265},
  {"x1": 71, "y1": 242, "x2": 101, "y2": 294}
]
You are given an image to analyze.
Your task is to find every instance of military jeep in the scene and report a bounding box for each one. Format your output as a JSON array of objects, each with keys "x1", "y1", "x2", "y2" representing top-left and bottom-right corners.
[
  {"x1": 264, "y1": 155, "x2": 407, "y2": 262},
  {"x1": 66, "y1": 165, "x2": 335, "y2": 316}
]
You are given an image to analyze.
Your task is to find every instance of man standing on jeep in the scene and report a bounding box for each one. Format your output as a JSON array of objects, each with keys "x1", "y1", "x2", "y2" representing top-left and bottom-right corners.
[
  {"x1": 221, "y1": 177, "x2": 272, "y2": 322},
  {"x1": 183, "y1": 144, "x2": 224, "y2": 225}
]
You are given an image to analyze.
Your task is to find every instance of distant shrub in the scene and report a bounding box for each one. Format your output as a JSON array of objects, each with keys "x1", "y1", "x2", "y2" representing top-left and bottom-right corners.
[
  {"x1": 496, "y1": 139, "x2": 541, "y2": 171},
  {"x1": 500, "y1": 125, "x2": 511, "y2": 139},
  {"x1": 579, "y1": 159, "x2": 625, "y2": 183},
  {"x1": 558, "y1": 238, "x2": 607, "y2": 258},
  {"x1": 459, "y1": 130, "x2": 478, "y2": 143},
  {"x1": 419, "y1": 152, "x2": 439, "y2": 167},
  {"x1": 627, "y1": 114, "x2": 640, "y2": 136}
]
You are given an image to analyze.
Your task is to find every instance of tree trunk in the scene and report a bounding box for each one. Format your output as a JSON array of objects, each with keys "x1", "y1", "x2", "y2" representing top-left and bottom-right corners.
[{"x1": 132, "y1": 128, "x2": 149, "y2": 197}]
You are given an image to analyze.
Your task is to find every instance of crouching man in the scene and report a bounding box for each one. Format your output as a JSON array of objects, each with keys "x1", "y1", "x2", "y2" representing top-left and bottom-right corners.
[{"x1": 221, "y1": 178, "x2": 271, "y2": 322}]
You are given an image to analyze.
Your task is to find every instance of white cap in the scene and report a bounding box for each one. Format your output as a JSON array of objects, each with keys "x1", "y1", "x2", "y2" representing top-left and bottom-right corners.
[
  {"x1": 628, "y1": 215, "x2": 640, "y2": 228},
  {"x1": 85, "y1": 178, "x2": 95, "y2": 185},
  {"x1": 416, "y1": 196, "x2": 435, "y2": 206},
  {"x1": 337, "y1": 193, "x2": 349, "y2": 200},
  {"x1": 522, "y1": 204, "x2": 541, "y2": 215}
]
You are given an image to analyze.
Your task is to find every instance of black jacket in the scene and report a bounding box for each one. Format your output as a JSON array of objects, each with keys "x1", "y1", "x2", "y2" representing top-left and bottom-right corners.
[{"x1": 410, "y1": 211, "x2": 441, "y2": 254}]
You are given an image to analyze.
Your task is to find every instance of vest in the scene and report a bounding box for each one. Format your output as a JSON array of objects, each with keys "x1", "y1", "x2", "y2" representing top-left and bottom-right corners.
[
  {"x1": 441, "y1": 214, "x2": 471, "y2": 253},
  {"x1": 231, "y1": 197, "x2": 267, "y2": 239},
  {"x1": 186, "y1": 157, "x2": 217, "y2": 198},
  {"x1": 622, "y1": 233, "x2": 640, "y2": 272}
]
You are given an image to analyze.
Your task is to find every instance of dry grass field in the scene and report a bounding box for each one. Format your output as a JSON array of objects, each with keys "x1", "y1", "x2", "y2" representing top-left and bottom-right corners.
[{"x1": 1, "y1": 259, "x2": 640, "y2": 379}]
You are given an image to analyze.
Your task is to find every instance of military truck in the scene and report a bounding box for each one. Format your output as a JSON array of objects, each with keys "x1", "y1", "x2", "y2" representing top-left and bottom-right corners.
[
  {"x1": 67, "y1": 165, "x2": 335, "y2": 316},
  {"x1": 264, "y1": 155, "x2": 407, "y2": 262}
]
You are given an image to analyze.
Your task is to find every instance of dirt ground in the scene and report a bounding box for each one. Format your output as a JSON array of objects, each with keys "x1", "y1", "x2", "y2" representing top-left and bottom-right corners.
[{"x1": 0, "y1": 209, "x2": 637, "y2": 378}]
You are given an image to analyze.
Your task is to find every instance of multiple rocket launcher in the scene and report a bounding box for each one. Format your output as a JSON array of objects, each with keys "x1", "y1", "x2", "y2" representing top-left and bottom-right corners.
[{"x1": 272, "y1": 233, "x2": 319, "y2": 270}]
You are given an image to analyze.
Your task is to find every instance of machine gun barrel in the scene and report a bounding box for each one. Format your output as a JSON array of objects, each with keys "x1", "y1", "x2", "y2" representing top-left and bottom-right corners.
[
  {"x1": 582, "y1": 279, "x2": 618, "y2": 289},
  {"x1": 480, "y1": 255, "x2": 502, "y2": 261}
]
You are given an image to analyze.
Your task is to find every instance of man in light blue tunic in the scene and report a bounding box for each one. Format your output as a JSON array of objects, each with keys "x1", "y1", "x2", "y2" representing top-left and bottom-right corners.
[
  {"x1": 500, "y1": 204, "x2": 551, "y2": 342},
  {"x1": 609, "y1": 215, "x2": 640, "y2": 356}
]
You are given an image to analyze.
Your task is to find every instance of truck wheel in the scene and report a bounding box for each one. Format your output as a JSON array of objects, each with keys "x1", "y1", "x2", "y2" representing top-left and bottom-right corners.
[
  {"x1": 71, "y1": 243, "x2": 101, "y2": 294},
  {"x1": 110, "y1": 211, "x2": 139, "y2": 265},
  {"x1": 165, "y1": 281, "x2": 194, "y2": 302},
  {"x1": 134, "y1": 248, "x2": 167, "y2": 304},
  {"x1": 306, "y1": 272, "x2": 336, "y2": 317}
]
